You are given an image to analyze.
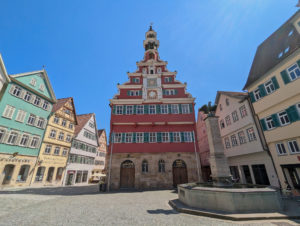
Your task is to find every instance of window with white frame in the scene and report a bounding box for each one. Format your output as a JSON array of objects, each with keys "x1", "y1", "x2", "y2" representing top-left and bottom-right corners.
[
  {"x1": 254, "y1": 88, "x2": 261, "y2": 101},
  {"x1": 27, "y1": 114, "x2": 36, "y2": 125},
  {"x1": 69, "y1": 123, "x2": 73, "y2": 129},
  {"x1": 265, "y1": 116, "x2": 275, "y2": 130},
  {"x1": 181, "y1": 104, "x2": 190, "y2": 114},
  {"x1": 239, "y1": 105, "x2": 247, "y2": 118},
  {"x1": 161, "y1": 104, "x2": 168, "y2": 114},
  {"x1": 161, "y1": 132, "x2": 169, "y2": 142},
  {"x1": 0, "y1": 129, "x2": 5, "y2": 142},
  {"x1": 297, "y1": 103, "x2": 300, "y2": 115},
  {"x1": 164, "y1": 89, "x2": 176, "y2": 95},
  {"x1": 225, "y1": 115, "x2": 231, "y2": 126},
  {"x1": 232, "y1": 111, "x2": 239, "y2": 122},
  {"x1": 7, "y1": 131, "x2": 18, "y2": 145},
  {"x1": 224, "y1": 137, "x2": 231, "y2": 149},
  {"x1": 173, "y1": 132, "x2": 181, "y2": 142},
  {"x1": 2, "y1": 105, "x2": 15, "y2": 119},
  {"x1": 39, "y1": 84, "x2": 45, "y2": 91},
  {"x1": 231, "y1": 135, "x2": 238, "y2": 146},
  {"x1": 149, "y1": 105, "x2": 156, "y2": 114},
  {"x1": 114, "y1": 133, "x2": 122, "y2": 143},
  {"x1": 23, "y1": 92, "x2": 32, "y2": 102},
  {"x1": 276, "y1": 143, "x2": 287, "y2": 155},
  {"x1": 66, "y1": 134, "x2": 71, "y2": 142},
  {"x1": 34, "y1": 96, "x2": 41, "y2": 106},
  {"x1": 53, "y1": 116, "x2": 59, "y2": 124},
  {"x1": 132, "y1": 77, "x2": 140, "y2": 83},
  {"x1": 129, "y1": 90, "x2": 140, "y2": 96},
  {"x1": 61, "y1": 119, "x2": 67, "y2": 127},
  {"x1": 238, "y1": 131, "x2": 247, "y2": 144},
  {"x1": 37, "y1": 118, "x2": 45, "y2": 128},
  {"x1": 171, "y1": 104, "x2": 179, "y2": 114},
  {"x1": 157, "y1": 67, "x2": 162, "y2": 73},
  {"x1": 44, "y1": 145, "x2": 51, "y2": 154},
  {"x1": 136, "y1": 105, "x2": 144, "y2": 114},
  {"x1": 125, "y1": 133, "x2": 133, "y2": 143},
  {"x1": 183, "y1": 132, "x2": 193, "y2": 142},
  {"x1": 149, "y1": 132, "x2": 156, "y2": 143},
  {"x1": 126, "y1": 105, "x2": 133, "y2": 115},
  {"x1": 15, "y1": 110, "x2": 26, "y2": 123},
  {"x1": 30, "y1": 78, "x2": 36, "y2": 86},
  {"x1": 246, "y1": 127, "x2": 256, "y2": 141},
  {"x1": 264, "y1": 80, "x2": 275, "y2": 94},
  {"x1": 220, "y1": 119, "x2": 225, "y2": 129},
  {"x1": 12, "y1": 86, "x2": 22, "y2": 97},
  {"x1": 49, "y1": 129, "x2": 56, "y2": 138},
  {"x1": 226, "y1": 98, "x2": 230, "y2": 106},
  {"x1": 54, "y1": 147, "x2": 60, "y2": 155},
  {"x1": 58, "y1": 132, "x2": 64, "y2": 140},
  {"x1": 278, "y1": 111, "x2": 290, "y2": 126},
  {"x1": 116, "y1": 105, "x2": 123, "y2": 115},
  {"x1": 30, "y1": 137, "x2": 39, "y2": 148},
  {"x1": 287, "y1": 63, "x2": 300, "y2": 81},
  {"x1": 62, "y1": 148, "x2": 68, "y2": 156},
  {"x1": 42, "y1": 101, "x2": 49, "y2": 110},
  {"x1": 288, "y1": 140, "x2": 300, "y2": 154},
  {"x1": 136, "y1": 132, "x2": 144, "y2": 143},
  {"x1": 19, "y1": 134, "x2": 29, "y2": 146},
  {"x1": 164, "y1": 77, "x2": 171, "y2": 83}
]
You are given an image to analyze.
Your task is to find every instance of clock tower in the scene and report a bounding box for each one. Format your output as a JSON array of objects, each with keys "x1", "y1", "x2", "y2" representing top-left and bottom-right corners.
[{"x1": 108, "y1": 26, "x2": 200, "y2": 190}]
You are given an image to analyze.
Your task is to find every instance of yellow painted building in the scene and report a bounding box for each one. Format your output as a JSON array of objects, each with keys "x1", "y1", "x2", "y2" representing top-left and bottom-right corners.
[
  {"x1": 31, "y1": 97, "x2": 77, "y2": 186},
  {"x1": 244, "y1": 11, "x2": 300, "y2": 192}
]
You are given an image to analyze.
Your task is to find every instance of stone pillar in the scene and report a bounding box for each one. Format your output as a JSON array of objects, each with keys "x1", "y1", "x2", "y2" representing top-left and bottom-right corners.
[{"x1": 204, "y1": 115, "x2": 232, "y2": 187}]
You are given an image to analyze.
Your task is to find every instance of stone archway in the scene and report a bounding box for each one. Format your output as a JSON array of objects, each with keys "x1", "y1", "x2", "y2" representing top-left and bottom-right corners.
[
  {"x1": 2, "y1": 164, "x2": 15, "y2": 185},
  {"x1": 172, "y1": 159, "x2": 188, "y2": 187},
  {"x1": 120, "y1": 160, "x2": 135, "y2": 188}
]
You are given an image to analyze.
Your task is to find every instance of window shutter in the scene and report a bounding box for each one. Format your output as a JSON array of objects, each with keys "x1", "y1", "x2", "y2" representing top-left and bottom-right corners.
[
  {"x1": 180, "y1": 132, "x2": 185, "y2": 142},
  {"x1": 139, "y1": 90, "x2": 142, "y2": 96},
  {"x1": 123, "y1": 106, "x2": 126, "y2": 114},
  {"x1": 156, "y1": 105, "x2": 160, "y2": 114},
  {"x1": 144, "y1": 132, "x2": 149, "y2": 143},
  {"x1": 133, "y1": 105, "x2": 137, "y2": 114},
  {"x1": 162, "y1": 89, "x2": 166, "y2": 95},
  {"x1": 271, "y1": 114, "x2": 280, "y2": 127},
  {"x1": 280, "y1": 70, "x2": 291, "y2": 84},
  {"x1": 27, "y1": 136, "x2": 33, "y2": 147},
  {"x1": 260, "y1": 119, "x2": 267, "y2": 131},
  {"x1": 179, "y1": 104, "x2": 182, "y2": 114},
  {"x1": 168, "y1": 104, "x2": 172, "y2": 114},
  {"x1": 170, "y1": 77, "x2": 174, "y2": 82},
  {"x1": 20, "y1": 90, "x2": 26, "y2": 99},
  {"x1": 127, "y1": 91, "x2": 130, "y2": 96},
  {"x1": 297, "y1": 60, "x2": 300, "y2": 68},
  {"x1": 258, "y1": 84, "x2": 266, "y2": 97},
  {"x1": 43, "y1": 119, "x2": 48, "y2": 129},
  {"x1": 31, "y1": 94, "x2": 36, "y2": 104},
  {"x1": 174, "y1": 89, "x2": 178, "y2": 95},
  {"x1": 249, "y1": 92, "x2": 256, "y2": 103},
  {"x1": 15, "y1": 133, "x2": 22, "y2": 145},
  {"x1": 170, "y1": 132, "x2": 173, "y2": 142},
  {"x1": 110, "y1": 133, "x2": 114, "y2": 143},
  {"x1": 189, "y1": 104, "x2": 193, "y2": 113},
  {"x1": 144, "y1": 105, "x2": 149, "y2": 114},
  {"x1": 133, "y1": 132, "x2": 136, "y2": 143},
  {"x1": 286, "y1": 105, "x2": 300, "y2": 123},
  {"x1": 9, "y1": 85, "x2": 15, "y2": 94},
  {"x1": 132, "y1": 78, "x2": 135, "y2": 83},
  {"x1": 122, "y1": 133, "x2": 125, "y2": 143},
  {"x1": 34, "y1": 117, "x2": 39, "y2": 127},
  {"x1": 157, "y1": 132, "x2": 162, "y2": 143},
  {"x1": 271, "y1": 76, "x2": 280, "y2": 90},
  {"x1": 113, "y1": 105, "x2": 116, "y2": 115}
]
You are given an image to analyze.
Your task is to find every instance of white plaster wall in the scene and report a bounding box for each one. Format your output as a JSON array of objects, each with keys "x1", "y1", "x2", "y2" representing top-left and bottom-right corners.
[{"x1": 0, "y1": 65, "x2": 7, "y2": 92}]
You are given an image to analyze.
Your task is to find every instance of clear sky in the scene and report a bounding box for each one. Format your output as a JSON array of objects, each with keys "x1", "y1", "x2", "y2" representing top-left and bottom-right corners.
[{"x1": 0, "y1": 0, "x2": 298, "y2": 134}]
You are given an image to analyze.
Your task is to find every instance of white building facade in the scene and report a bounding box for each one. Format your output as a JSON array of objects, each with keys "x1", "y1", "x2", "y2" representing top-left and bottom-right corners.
[{"x1": 215, "y1": 91, "x2": 279, "y2": 187}]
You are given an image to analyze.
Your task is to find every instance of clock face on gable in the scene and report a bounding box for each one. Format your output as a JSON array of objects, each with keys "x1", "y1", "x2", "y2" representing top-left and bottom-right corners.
[
  {"x1": 147, "y1": 78, "x2": 157, "y2": 87},
  {"x1": 147, "y1": 90, "x2": 157, "y2": 99}
]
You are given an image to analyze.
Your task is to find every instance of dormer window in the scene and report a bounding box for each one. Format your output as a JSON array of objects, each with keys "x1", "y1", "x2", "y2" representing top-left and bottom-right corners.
[
  {"x1": 150, "y1": 70, "x2": 154, "y2": 74},
  {"x1": 284, "y1": 47, "x2": 290, "y2": 54},
  {"x1": 288, "y1": 30, "x2": 294, "y2": 36},
  {"x1": 39, "y1": 84, "x2": 45, "y2": 92},
  {"x1": 30, "y1": 78, "x2": 36, "y2": 86}
]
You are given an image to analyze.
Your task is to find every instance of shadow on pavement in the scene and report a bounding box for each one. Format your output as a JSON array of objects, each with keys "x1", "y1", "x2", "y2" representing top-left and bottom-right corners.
[{"x1": 147, "y1": 209, "x2": 179, "y2": 215}]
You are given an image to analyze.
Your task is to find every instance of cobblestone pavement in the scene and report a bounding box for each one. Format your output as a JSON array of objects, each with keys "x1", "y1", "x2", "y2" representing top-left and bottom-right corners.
[{"x1": 0, "y1": 185, "x2": 299, "y2": 226}]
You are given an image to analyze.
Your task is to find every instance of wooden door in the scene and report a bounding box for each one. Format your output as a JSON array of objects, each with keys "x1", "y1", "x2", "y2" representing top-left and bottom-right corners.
[
  {"x1": 173, "y1": 160, "x2": 188, "y2": 187},
  {"x1": 120, "y1": 160, "x2": 135, "y2": 188}
]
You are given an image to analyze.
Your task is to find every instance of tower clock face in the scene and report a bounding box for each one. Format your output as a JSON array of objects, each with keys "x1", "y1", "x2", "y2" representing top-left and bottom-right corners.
[{"x1": 148, "y1": 90, "x2": 157, "y2": 99}]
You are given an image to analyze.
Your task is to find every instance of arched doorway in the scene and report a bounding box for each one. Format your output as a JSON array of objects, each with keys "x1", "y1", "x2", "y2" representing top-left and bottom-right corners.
[
  {"x1": 173, "y1": 159, "x2": 188, "y2": 187},
  {"x1": 2, "y1": 164, "x2": 15, "y2": 185},
  {"x1": 120, "y1": 160, "x2": 135, "y2": 188}
]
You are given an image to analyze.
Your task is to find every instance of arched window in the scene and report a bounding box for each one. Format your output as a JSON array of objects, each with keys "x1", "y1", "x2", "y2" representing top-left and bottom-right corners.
[
  {"x1": 142, "y1": 160, "x2": 148, "y2": 173},
  {"x1": 226, "y1": 98, "x2": 230, "y2": 106},
  {"x1": 158, "y1": 160, "x2": 165, "y2": 173}
]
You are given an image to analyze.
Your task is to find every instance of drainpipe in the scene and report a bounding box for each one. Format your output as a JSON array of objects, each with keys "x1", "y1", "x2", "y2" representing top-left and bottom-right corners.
[
  {"x1": 107, "y1": 140, "x2": 113, "y2": 192},
  {"x1": 193, "y1": 131, "x2": 201, "y2": 182}
]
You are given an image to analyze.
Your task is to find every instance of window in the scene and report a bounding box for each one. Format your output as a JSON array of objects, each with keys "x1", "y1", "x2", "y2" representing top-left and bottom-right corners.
[
  {"x1": 219, "y1": 119, "x2": 225, "y2": 129},
  {"x1": 149, "y1": 105, "x2": 156, "y2": 114},
  {"x1": 161, "y1": 104, "x2": 168, "y2": 114},
  {"x1": 23, "y1": 92, "x2": 32, "y2": 102},
  {"x1": 58, "y1": 132, "x2": 64, "y2": 141},
  {"x1": 44, "y1": 145, "x2": 52, "y2": 154},
  {"x1": 12, "y1": 86, "x2": 22, "y2": 97},
  {"x1": 161, "y1": 132, "x2": 169, "y2": 142},
  {"x1": 164, "y1": 89, "x2": 176, "y2": 95},
  {"x1": 27, "y1": 114, "x2": 36, "y2": 125},
  {"x1": 288, "y1": 140, "x2": 300, "y2": 154},
  {"x1": 129, "y1": 90, "x2": 140, "y2": 96},
  {"x1": 224, "y1": 137, "x2": 231, "y2": 149},
  {"x1": 278, "y1": 111, "x2": 290, "y2": 126},
  {"x1": 54, "y1": 147, "x2": 60, "y2": 155},
  {"x1": 254, "y1": 88, "x2": 261, "y2": 101},
  {"x1": 173, "y1": 132, "x2": 181, "y2": 142},
  {"x1": 66, "y1": 135, "x2": 71, "y2": 142},
  {"x1": 2, "y1": 105, "x2": 15, "y2": 119},
  {"x1": 30, "y1": 137, "x2": 39, "y2": 148},
  {"x1": 136, "y1": 132, "x2": 144, "y2": 143},
  {"x1": 132, "y1": 77, "x2": 140, "y2": 83},
  {"x1": 232, "y1": 111, "x2": 239, "y2": 122},
  {"x1": 7, "y1": 132, "x2": 18, "y2": 144},
  {"x1": 157, "y1": 67, "x2": 162, "y2": 73},
  {"x1": 42, "y1": 101, "x2": 49, "y2": 110},
  {"x1": 264, "y1": 80, "x2": 275, "y2": 94},
  {"x1": 30, "y1": 78, "x2": 36, "y2": 86},
  {"x1": 265, "y1": 116, "x2": 275, "y2": 130},
  {"x1": 19, "y1": 134, "x2": 29, "y2": 146},
  {"x1": 62, "y1": 148, "x2": 68, "y2": 156},
  {"x1": 238, "y1": 131, "x2": 247, "y2": 144},
  {"x1": 239, "y1": 105, "x2": 247, "y2": 118},
  {"x1": 171, "y1": 104, "x2": 179, "y2": 114},
  {"x1": 225, "y1": 98, "x2": 229, "y2": 106},
  {"x1": 183, "y1": 132, "x2": 193, "y2": 142},
  {"x1": 17, "y1": 165, "x2": 30, "y2": 182},
  {"x1": 61, "y1": 119, "x2": 67, "y2": 127},
  {"x1": 287, "y1": 63, "x2": 300, "y2": 81},
  {"x1": 125, "y1": 133, "x2": 133, "y2": 143},
  {"x1": 75, "y1": 171, "x2": 82, "y2": 183},
  {"x1": 35, "y1": 167, "x2": 45, "y2": 182},
  {"x1": 15, "y1": 110, "x2": 26, "y2": 123},
  {"x1": 126, "y1": 106, "x2": 133, "y2": 115},
  {"x1": 247, "y1": 127, "x2": 256, "y2": 142},
  {"x1": 181, "y1": 104, "x2": 190, "y2": 114},
  {"x1": 39, "y1": 84, "x2": 45, "y2": 91},
  {"x1": 142, "y1": 160, "x2": 148, "y2": 173},
  {"x1": 56, "y1": 167, "x2": 64, "y2": 181},
  {"x1": 297, "y1": 103, "x2": 300, "y2": 115},
  {"x1": 116, "y1": 105, "x2": 123, "y2": 115},
  {"x1": 33, "y1": 96, "x2": 41, "y2": 106},
  {"x1": 69, "y1": 123, "x2": 73, "y2": 129},
  {"x1": 158, "y1": 160, "x2": 165, "y2": 173},
  {"x1": 65, "y1": 109, "x2": 70, "y2": 115},
  {"x1": 231, "y1": 135, "x2": 238, "y2": 146},
  {"x1": 225, "y1": 115, "x2": 231, "y2": 126},
  {"x1": 114, "y1": 133, "x2": 122, "y2": 143},
  {"x1": 136, "y1": 105, "x2": 144, "y2": 114},
  {"x1": 49, "y1": 130, "x2": 56, "y2": 140},
  {"x1": 149, "y1": 132, "x2": 156, "y2": 143},
  {"x1": 37, "y1": 118, "x2": 45, "y2": 128},
  {"x1": 276, "y1": 143, "x2": 287, "y2": 155},
  {"x1": 0, "y1": 129, "x2": 5, "y2": 142},
  {"x1": 53, "y1": 116, "x2": 59, "y2": 124},
  {"x1": 164, "y1": 77, "x2": 172, "y2": 83}
]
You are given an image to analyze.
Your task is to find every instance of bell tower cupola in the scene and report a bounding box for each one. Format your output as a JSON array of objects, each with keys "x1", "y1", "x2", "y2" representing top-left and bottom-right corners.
[{"x1": 143, "y1": 25, "x2": 160, "y2": 51}]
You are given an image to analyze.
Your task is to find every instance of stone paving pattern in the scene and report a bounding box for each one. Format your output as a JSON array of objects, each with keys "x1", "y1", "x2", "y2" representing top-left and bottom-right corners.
[{"x1": 0, "y1": 185, "x2": 299, "y2": 226}]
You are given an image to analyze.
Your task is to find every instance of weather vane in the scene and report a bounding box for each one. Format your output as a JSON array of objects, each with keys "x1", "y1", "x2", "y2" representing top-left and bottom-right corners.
[{"x1": 149, "y1": 22, "x2": 153, "y2": 30}]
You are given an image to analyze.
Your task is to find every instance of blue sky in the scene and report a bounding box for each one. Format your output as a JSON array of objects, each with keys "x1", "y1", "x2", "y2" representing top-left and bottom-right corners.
[{"x1": 0, "y1": 0, "x2": 298, "y2": 134}]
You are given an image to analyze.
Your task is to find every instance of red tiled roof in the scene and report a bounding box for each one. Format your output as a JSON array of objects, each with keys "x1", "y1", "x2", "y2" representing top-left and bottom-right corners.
[
  {"x1": 74, "y1": 113, "x2": 94, "y2": 136},
  {"x1": 51, "y1": 97, "x2": 71, "y2": 113}
]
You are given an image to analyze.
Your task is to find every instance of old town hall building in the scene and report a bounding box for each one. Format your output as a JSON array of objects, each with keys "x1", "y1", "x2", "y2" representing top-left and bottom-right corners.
[{"x1": 108, "y1": 26, "x2": 200, "y2": 189}]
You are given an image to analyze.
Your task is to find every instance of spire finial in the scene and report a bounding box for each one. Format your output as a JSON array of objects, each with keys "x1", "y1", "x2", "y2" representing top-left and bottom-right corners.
[
  {"x1": 297, "y1": 0, "x2": 300, "y2": 7},
  {"x1": 149, "y1": 22, "x2": 153, "y2": 31}
]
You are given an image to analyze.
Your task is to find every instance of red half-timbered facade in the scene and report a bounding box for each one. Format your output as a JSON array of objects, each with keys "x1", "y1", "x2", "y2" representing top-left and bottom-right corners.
[{"x1": 108, "y1": 26, "x2": 199, "y2": 189}]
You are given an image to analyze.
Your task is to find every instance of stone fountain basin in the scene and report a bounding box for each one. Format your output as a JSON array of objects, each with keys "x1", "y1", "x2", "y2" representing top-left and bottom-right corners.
[{"x1": 178, "y1": 183, "x2": 282, "y2": 213}]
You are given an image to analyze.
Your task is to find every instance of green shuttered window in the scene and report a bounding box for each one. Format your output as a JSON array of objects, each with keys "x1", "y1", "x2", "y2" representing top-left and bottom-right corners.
[
  {"x1": 260, "y1": 119, "x2": 267, "y2": 131},
  {"x1": 271, "y1": 76, "x2": 280, "y2": 90},
  {"x1": 286, "y1": 105, "x2": 300, "y2": 123},
  {"x1": 281, "y1": 70, "x2": 291, "y2": 84},
  {"x1": 258, "y1": 84, "x2": 267, "y2": 97}
]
